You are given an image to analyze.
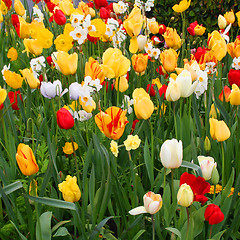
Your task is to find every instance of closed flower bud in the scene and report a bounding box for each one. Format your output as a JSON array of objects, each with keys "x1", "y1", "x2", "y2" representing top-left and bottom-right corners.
[
  {"x1": 137, "y1": 35, "x2": 147, "y2": 51},
  {"x1": 177, "y1": 183, "x2": 194, "y2": 207},
  {"x1": 7, "y1": 47, "x2": 18, "y2": 61},
  {"x1": 229, "y1": 84, "x2": 240, "y2": 105},
  {"x1": 198, "y1": 156, "x2": 216, "y2": 180},
  {"x1": 57, "y1": 108, "x2": 75, "y2": 129},
  {"x1": 218, "y1": 15, "x2": 227, "y2": 29},
  {"x1": 204, "y1": 204, "x2": 224, "y2": 225},
  {"x1": 114, "y1": 76, "x2": 129, "y2": 92},
  {"x1": 224, "y1": 10, "x2": 235, "y2": 25},
  {"x1": 160, "y1": 139, "x2": 183, "y2": 169},
  {"x1": 209, "y1": 118, "x2": 230, "y2": 142},
  {"x1": 204, "y1": 136, "x2": 211, "y2": 152},
  {"x1": 131, "y1": 53, "x2": 148, "y2": 75},
  {"x1": 14, "y1": 0, "x2": 25, "y2": 16},
  {"x1": 58, "y1": 175, "x2": 81, "y2": 202},
  {"x1": 16, "y1": 143, "x2": 39, "y2": 176},
  {"x1": 160, "y1": 49, "x2": 178, "y2": 73},
  {"x1": 211, "y1": 167, "x2": 220, "y2": 185}
]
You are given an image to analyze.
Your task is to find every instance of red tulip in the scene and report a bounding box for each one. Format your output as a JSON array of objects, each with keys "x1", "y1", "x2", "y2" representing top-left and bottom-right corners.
[
  {"x1": 131, "y1": 119, "x2": 139, "y2": 134},
  {"x1": 46, "y1": 56, "x2": 55, "y2": 67},
  {"x1": 8, "y1": 91, "x2": 23, "y2": 110},
  {"x1": 87, "y1": 34, "x2": 99, "y2": 44},
  {"x1": 158, "y1": 24, "x2": 166, "y2": 35},
  {"x1": 53, "y1": 9, "x2": 66, "y2": 25},
  {"x1": 87, "y1": 1, "x2": 94, "y2": 8},
  {"x1": 0, "y1": 104, "x2": 3, "y2": 110},
  {"x1": 11, "y1": 14, "x2": 20, "y2": 37},
  {"x1": 3, "y1": 0, "x2": 12, "y2": 9},
  {"x1": 146, "y1": 84, "x2": 156, "y2": 96},
  {"x1": 194, "y1": 46, "x2": 207, "y2": 63},
  {"x1": 204, "y1": 204, "x2": 224, "y2": 225},
  {"x1": 180, "y1": 172, "x2": 210, "y2": 205},
  {"x1": 159, "y1": 84, "x2": 168, "y2": 99},
  {"x1": 187, "y1": 21, "x2": 198, "y2": 36},
  {"x1": 219, "y1": 86, "x2": 231, "y2": 102},
  {"x1": 100, "y1": 7, "x2": 111, "y2": 19},
  {"x1": 57, "y1": 108, "x2": 74, "y2": 129},
  {"x1": 94, "y1": 0, "x2": 108, "y2": 9},
  {"x1": 228, "y1": 69, "x2": 240, "y2": 87}
]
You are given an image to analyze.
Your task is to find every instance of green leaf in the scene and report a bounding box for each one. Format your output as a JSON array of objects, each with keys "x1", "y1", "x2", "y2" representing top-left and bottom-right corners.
[
  {"x1": 53, "y1": 227, "x2": 71, "y2": 237},
  {"x1": 51, "y1": 220, "x2": 71, "y2": 233},
  {"x1": 10, "y1": 221, "x2": 28, "y2": 240},
  {"x1": 24, "y1": 195, "x2": 76, "y2": 210},
  {"x1": 208, "y1": 230, "x2": 226, "y2": 240},
  {"x1": 132, "y1": 229, "x2": 146, "y2": 240},
  {"x1": 166, "y1": 227, "x2": 181, "y2": 239},
  {"x1": 0, "y1": 181, "x2": 23, "y2": 198},
  {"x1": 144, "y1": 138, "x2": 154, "y2": 185},
  {"x1": 181, "y1": 160, "x2": 200, "y2": 171},
  {"x1": 36, "y1": 212, "x2": 52, "y2": 240}
]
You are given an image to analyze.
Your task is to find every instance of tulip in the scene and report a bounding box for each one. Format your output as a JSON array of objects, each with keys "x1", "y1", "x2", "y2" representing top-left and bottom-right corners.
[
  {"x1": 236, "y1": 11, "x2": 240, "y2": 27},
  {"x1": 218, "y1": 15, "x2": 227, "y2": 29},
  {"x1": 0, "y1": 87, "x2": 7, "y2": 106},
  {"x1": 23, "y1": 39, "x2": 43, "y2": 56},
  {"x1": 158, "y1": 24, "x2": 166, "y2": 35},
  {"x1": 101, "y1": 48, "x2": 130, "y2": 79},
  {"x1": 229, "y1": 84, "x2": 240, "y2": 105},
  {"x1": 20, "y1": 68, "x2": 40, "y2": 89},
  {"x1": 194, "y1": 24, "x2": 206, "y2": 36},
  {"x1": 133, "y1": 88, "x2": 154, "y2": 120},
  {"x1": 160, "y1": 48, "x2": 178, "y2": 73},
  {"x1": 148, "y1": 20, "x2": 159, "y2": 34},
  {"x1": 123, "y1": 135, "x2": 141, "y2": 151},
  {"x1": 228, "y1": 69, "x2": 240, "y2": 86},
  {"x1": 166, "y1": 81, "x2": 180, "y2": 101},
  {"x1": 129, "y1": 191, "x2": 162, "y2": 215},
  {"x1": 209, "y1": 118, "x2": 230, "y2": 142},
  {"x1": 204, "y1": 136, "x2": 211, "y2": 152},
  {"x1": 95, "y1": 106, "x2": 128, "y2": 140},
  {"x1": 58, "y1": 175, "x2": 81, "y2": 202},
  {"x1": 40, "y1": 80, "x2": 67, "y2": 99},
  {"x1": 14, "y1": 0, "x2": 25, "y2": 16},
  {"x1": 16, "y1": 143, "x2": 39, "y2": 176},
  {"x1": 224, "y1": 10, "x2": 235, "y2": 25},
  {"x1": 85, "y1": 57, "x2": 105, "y2": 83},
  {"x1": 131, "y1": 53, "x2": 148, "y2": 75},
  {"x1": 172, "y1": 0, "x2": 191, "y2": 13},
  {"x1": 57, "y1": 108, "x2": 75, "y2": 129},
  {"x1": 227, "y1": 36, "x2": 240, "y2": 59},
  {"x1": 204, "y1": 204, "x2": 224, "y2": 225},
  {"x1": 114, "y1": 76, "x2": 129, "y2": 93},
  {"x1": 93, "y1": 0, "x2": 108, "y2": 9},
  {"x1": 163, "y1": 27, "x2": 181, "y2": 50},
  {"x1": 3, "y1": 70, "x2": 23, "y2": 89},
  {"x1": 137, "y1": 35, "x2": 147, "y2": 51},
  {"x1": 198, "y1": 156, "x2": 216, "y2": 180},
  {"x1": 218, "y1": 86, "x2": 231, "y2": 102},
  {"x1": 160, "y1": 139, "x2": 183, "y2": 169},
  {"x1": 146, "y1": 84, "x2": 156, "y2": 96},
  {"x1": 62, "y1": 142, "x2": 78, "y2": 155},
  {"x1": 7, "y1": 47, "x2": 18, "y2": 61},
  {"x1": 177, "y1": 183, "x2": 194, "y2": 207},
  {"x1": 8, "y1": 91, "x2": 23, "y2": 110}
]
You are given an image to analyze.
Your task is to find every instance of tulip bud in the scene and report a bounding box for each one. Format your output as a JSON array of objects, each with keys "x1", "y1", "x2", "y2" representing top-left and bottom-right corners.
[
  {"x1": 204, "y1": 136, "x2": 211, "y2": 152},
  {"x1": 89, "y1": 7, "x2": 96, "y2": 17},
  {"x1": 14, "y1": 0, "x2": 25, "y2": 16},
  {"x1": 57, "y1": 108, "x2": 75, "y2": 129},
  {"x1": 198, "y1": 156, "x2": 216, "y2": 180},
  {"x1": 114, "y1": 76, "x2": 129, "y2": 92},
  {"x1": 137, "y1": 35, "x2": 147, "y2": 51},
  {"x1": 177, "y1": 183, "x2": 194, "y2": 207},
  {"x1": 218, "y1": 15, "x2": 227, "y2": 29},
  {"x1": 211, "y1": 167, "x2": 219, "y2": 185}
]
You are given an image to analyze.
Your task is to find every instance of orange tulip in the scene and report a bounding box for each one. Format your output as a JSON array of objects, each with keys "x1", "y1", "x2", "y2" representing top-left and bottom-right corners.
[
  {"x1": 95, "y1": 106, "x2": 128, "y2": 140},
  {"x1": 16, "y1": 143, "x2": 39, "y2": 176},
  {"x1": 131, "y1": 53, "x2": 148, "y2": 74},
  {"x1": 160, "y1": 49, "x2": 178, "y2": 72},
  {"x1": 163, "y1": 27, "x2": 181, "y2": 50},
  {"x1": 85, "y1": 57, "x2": 105, "y2": 83},
  {"x1": 227, "y1": 36, "x2": 240, "y2": 59},
  {"x1": 224, "y1": 10, "x2": 235, "y2": 25}
]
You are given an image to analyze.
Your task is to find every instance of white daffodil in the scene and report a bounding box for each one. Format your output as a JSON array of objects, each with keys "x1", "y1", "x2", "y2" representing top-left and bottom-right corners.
[
  {"x1": 232, "y1": 56, "x2": 240, "y2": 70},
  {"x1": 71, "y1": 14, "x2": 84, "y2": 28},
  {"x1": 70, "y1": 26, "x2": 88, "y2": 45},
  {"x1": 194, "y1": 70, "x2": 208, "y2": 99}
]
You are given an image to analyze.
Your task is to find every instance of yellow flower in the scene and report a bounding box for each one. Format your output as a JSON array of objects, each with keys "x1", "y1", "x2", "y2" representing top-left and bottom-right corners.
[
  {"x1": 209, "y1": 103, "x2": 219, "y2": 119},
  {"x1": 152, "y1": 78, "x2": 162, "y2": 89},
  {"x1": 0, "y1": 87, "x2": 7, "y2": 106},
  {"x1": 0, "y1": 11, "x2": 3, "y2": 23},
  {"x1": 236, "y1": 11, "x2": 240, "y2": 27},
  {"x1": 16, "y1": 143, "x2": 39, "y2": 176},
  {"x1": 23, "y1": 39, "x2": 43, "y2": 56},
  {"x1": 64, "y1": 23, "x2": 75, "y2": 35},
  {"x1": 229, "y1": 84, "x2": 240, "y2": 105},
  {"x1": 29, "y1": 179, "x2": 38, "y2": 198},
  {"x1": 52, "y1": 51, "x2": 78, "y2": 75},
  {"x1": 58, "y1": 175, "x2": 81, "y2": 203},
  {"x1": 7, "y1": 47, "x2": 18, "y2": 61},
  {"x1": 160, "y1": 48, "x2": 178, "y2": 72},
  {"x1": 101, "y1": 48, "x2": 130, "y2": 79},
  {"x1": 148, "y1": 21, "x2": 159, "y2": 34},
  {"x1": 124, "y1": 135, "x2": 141, "y2": 151},
  {"x1": 218, "y1": 15, "x2": 227, "y2": 29},
  {"x1": 14, "y1": 0, "x2": 25, "y2": 16},
  {"x1": 3, "y1": 70, "x2": 23, "y2": 89},
  {"x1": 177, "y1": 183, "x2": 194, "y2": 207},
  {"x1": 224, "y1": 10, "x2": 235, "y2": 25},
  {"x1": 163, "y1": 27, "x2": 181, "y2": 50},
  {"x1": 88, "y1": 19, "x2": 106, "y2": 38},
  {"x1": 209, "y1": 118, "x2": 231, "y2": 142},
  {"x1": 194, "y1": 25, "x2": 206, "y2": 36},
  {"x1": 131, "y1": 53, "x2": 148, "y2": 75},
  {"x1": 0, "y1": 0, "x2": 8, "y2": 15},
  {"x1": 227, "y1": 37, "x2": 240, "y2": 59},
  {"x1": 172, "y1": 0, "x2": 191, "y2": 13},
  {"x1": 58, "y1": 0, "x2": 74, "y2": 15},
  {"x1": 114, "y1": 76, "x2": 129, "y2": 93},
  {"x1": 133, "y1": 88, "x2": 154, "y2": 120},
  {"x1": 85, "y1": 57, "x2": 105, "y2": 83},
  {"x1": 78, "y1": 1, "x2": 90, "y2": 16},
  {"x1": 18, "y1": 17, "x2": 31, "y2": 39},
  {"x1": 110, "y1": 140, "x2": 118, "y2": 157},
  {"x1": 20, "y1": 68, "x2": 40, "y2": 89},
  {"x1": 54, "y1": 34, "x2": 73, "y2": 52},
  {"x1": 63, "y1": 142, "x2": 79, "y2": 155},
  {"x1": 79, "y1": 97, "x2": 96, "y2": 113},
  {"x1": 35, "y1": 28, "x2": 54, "y2": 49},
  {"x1": 209, "y1": 185, "x2": 222, "y2": 194}
]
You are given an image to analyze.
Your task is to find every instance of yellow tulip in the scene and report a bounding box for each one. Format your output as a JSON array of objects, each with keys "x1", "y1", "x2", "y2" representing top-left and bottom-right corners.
[
  {"x1": 14, "y1": 0, "x2": 25, "y2": 16},
  {"x1": 95, "y1": 106, "x2": 128, "y2": 140},
  {"x1": 7, "y1": 47, "x2": 18, "y2": 61},
  {"x1": 101, "y1": 48, "x2": 130, "y2": 79},
  {"x1": 58, "y1": 175, "x2": 81, "y2": 203},
  {"x1": 209, "y1": 103, "x2": 219, "y2": 119},
  {"x1": 78, "y1": 1, "x2": 90, "y2": 16},
  {"x1": 114, "y1": 76, "x2": 129, "y2": 92},
  {"x1": 133, "y1": 88, "x2": 154, "y2": 120},
  {"x1": 227, "y1": 37, "x2": 240, "y2": 59},
  {"x1": 52, "y1": 51, "x2": 78, "y2": 75},
  {"x1": 236, "y1": 11, "x2": 240, "y2": 27},
  {"x1": 20, "y1": 68, "x2": 40, "y2": 89},
  {"x1": 16, "y1": 143, "x2": 39, "y2": 176},
  {"x1": 149, "y1": 21, "x2": 159, "y2": 34},
  {"x1": 172, "y1": 0, "x2": 191, "y2": 13},
  {"x1": 160, "y1": 48, "x2": 178, "y2": 73},
  {"x1": 23, "y1": 39, "x2": 43, "y2": 56},
  {"x1": 163, "y1": 27, "x2": 181, "y2": 50},
  {"x1": 209, "y1": 118, "x2": 230, "y2": 142},
  {"x1": 229, "y1": 84, "x2": 240, "y2": 105},
  {"x1": 85, "y1": 57, "x2": 105, "y2": 83},
  {"x1": 131, "y1": 53, "x2": 148, "y2": 74},
  {"x1": 224, "y1": 10, "x2": 235, "y2": 25},
  {"x1": 18, "y1": 17, "x2": 30, "y2": 39},
  {"x1": 63, "y1": 142, "x2": 79, "y2": 155},
  {"x1": 194, "y1": 25, "x2": 206, "y2": 36},
  {"x1": 177, "y1": 183, "x2": 194, "y2": 207},
  {"x1": 0, "y1": 11, "x2": 3, "y2": 23},
  {"x1": 218, "y1": 15, "x2": 227, "y2": 29},
  {"x1": 3, "y1": 70, "x2": 23, "y2": 89},
  {"x1": 0, "y1": 87, "x2": 7, "y2": 106},
  {"x1": 58, "y1": 0, "x2": 74, "y2": 15}
]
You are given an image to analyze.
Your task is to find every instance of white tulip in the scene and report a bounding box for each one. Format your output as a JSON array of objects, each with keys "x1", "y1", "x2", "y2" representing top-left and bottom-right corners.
[{"x1": 198, "y1": 156, "x2": 216, "y2": 180}]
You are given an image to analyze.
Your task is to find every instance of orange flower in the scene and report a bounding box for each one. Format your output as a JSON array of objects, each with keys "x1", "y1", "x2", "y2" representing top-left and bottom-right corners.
[
  {"x1": 131, "y1": 53, "x2": 148, "y2": 74},
  {"x1": 163, "y1": 27, "x2": 181, "y2": 50},
  {"x1": 224, "y1": 10, "x2": 235, "y2": 25},
  {"x1": 85, "y1": 57, "x2": 105, "y2": 83},
  {"x1": 219, "y1": 86, "x2": 231, "y2": 102},
  {"x1": 227, "y1": 36, "x2": 240, "y2": 59},
  {"x1": 95, "y1": 106, "x2": 128, "y2": 140}
]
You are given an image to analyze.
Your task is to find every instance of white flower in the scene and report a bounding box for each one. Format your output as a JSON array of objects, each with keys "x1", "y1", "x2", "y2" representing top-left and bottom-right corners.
[
  {"x1": 117, "y1": 1, "x2": 128, "y2": 14},
  {"x1": 40, "y1": 80, "x2": 68, "y2": 99},
  {"x1": 71, "y1": 14, "x2": 84, "y2": 28},
  {"x1": 145, "y1": 0, "x2": 154, "y2": 11},
  {"x1": 205, "y1": 62, "x2": 217, "y2": 75},
  {"x1": 78, "y1": 110, "x2": 92, "y2": 121},
  {"x1": 232, "y1": 57, "x2": 240, "y2": 70},
  {"x1": 198, "y1": 156, "x2": 217, "y2": 180},
  {"x1": 70, "y1": 26, "x2": 88, "y2": 45},
  {"x1": 30, "y1": 56, "x2": 46, "y2": 73},
  {"x1": 112, "y1": 25, "x2": 126, "y2": 48},
  {"x1": 194, "y1": 70, "x2": 208, "y2": 99},
  {"x1": 137, "y1": 35, "x2": 148, "y2": 51},
  {"x1": 121, "y1": 95, "x2": 134, "y2": 114},
  {"x1": 151, "y1": 48, "x2": 161, "y2": 60},
  {"x1": 88, "y1": 78, "x2": 102, "y2": 92},
  {"x1": 33, "y1": 5, "x2": 44, "y2": 22},
  {"x1": 220, "y1": 23, "x2": 231, "y2": 43},
  {"x1": 69, "y1": 82, "x2": 82, "y2": 100},
  {"x1": 83, "y1": 14, "x2": 96, "y2": 32}
]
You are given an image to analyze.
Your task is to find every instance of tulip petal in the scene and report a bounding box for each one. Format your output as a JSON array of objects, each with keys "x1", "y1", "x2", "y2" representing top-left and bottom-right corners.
[{"x1": 129, "y1": 206, "x2": 147, "y2": 215}]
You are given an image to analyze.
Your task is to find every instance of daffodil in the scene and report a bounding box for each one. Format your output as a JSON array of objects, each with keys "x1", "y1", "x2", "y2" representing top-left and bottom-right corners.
[{"x1": 54, "y1": 34, "x2": 73, "y2": 52}]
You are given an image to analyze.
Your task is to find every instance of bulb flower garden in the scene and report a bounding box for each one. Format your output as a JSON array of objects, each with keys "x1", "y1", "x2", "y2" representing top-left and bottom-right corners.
[{"x1": 0, "y1": 0, "x2": 240, "y2": 239}]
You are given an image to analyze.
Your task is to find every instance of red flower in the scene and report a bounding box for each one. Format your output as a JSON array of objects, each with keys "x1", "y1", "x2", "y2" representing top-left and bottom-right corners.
[
  {"x1": 46, "y1": 56, "x2": 55, "y2": 67},
  {"x1": 46, "y1": 2, "x2": 56, "y2": 12},
  {"x1": 204, "y1": 204, "x2": 224, "y2": 225},
  {"x1": 187, "y1": 21, "x2": 198, "y2": 36},
  {"x1": 32, "y1": 0, "x2": 41, "y2": 4},
  {"x1": 146, "y1": 84, "x2": 156, "y2": 96},
  {"x1": 228, "y1": 69, "x2": 240, "y2": 87},
  {"x1": 52, "y1": 9, "x2": 66, "y2": 25},
  {"x1": 8, "y1": 91, "x2": 23, "y2": 110},
  {"x1": 219, "y1": 86, "x2": 231, "y2": 102},
  {"x1": 180, "y1": 172, "x2": 210, "y2": 205},
  {"x1": 87, "y1": 34, "x2": 99, "y2": 43},
  {"x1": 3, "y1": 0, "x2": 12, "y2": 9},
  {"x1": 11, "y1": 14, "x2": 20, "y2": 37},
  {"x1": 131, "y1": 119, "x2": 139, "y2": 134},
  {"x1": 0, "y1": 104, "x2": 3, "y2": 110},
  {"x1": 159, "y1": 84, "x2": 168, "y2": 99},
  {"x1": 87, "y1": 1, "x2": 94, "y2": 8},
  {"x1": 94, "y1": 0, "x2": 108, "y2": 9},
  {"x1": 158, "y1": 24, "x2": 166, "y2": 35},
  {"x1": 100, "y1": 7, "x2": 111, "y2": 19},
  {"x1": 194, "y1": 47, "x2": 207, "y2": 63},
  {"x1": 57, "y1": 108, "x2": 74, "y2": 129}
]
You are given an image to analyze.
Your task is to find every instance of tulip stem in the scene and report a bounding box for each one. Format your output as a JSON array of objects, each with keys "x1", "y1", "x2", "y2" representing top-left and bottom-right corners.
[
  {"x1": 163, "y1": 167, "x2": 166, "y2": 193},
  {"x1": 151, "y1": 214, "x2": 155, "y2": 240},
  {"x1": 221, "y1": 142, "x2": 226, "y2": 187},
  {"x1": 171, "y1": 169, "x2": 174, "y2": 204},
  {"x1": 71, "y1": 133, "x2": 80, "y2": 186},
  {"x1": 116, "y1": 77, "x2": 120, "y2": 107},
  {"x1": 173, "y1": 103, "x2": 178, "y2": 139},
  {"x1": 186, "y1": 207, "x2": 190, "y2": 240},
  {"x1": 180, "y1": 12, "x2": 186, "y2": 67},
  {"x1": 213, "y1": 184, "x2": 216, "y2": 200},
  {"x1": 148, "y1": 119, "x2": 154, "y2": 187},
  {"x1": 209, "y1": 224, "x2": 213, "y2": 239}
]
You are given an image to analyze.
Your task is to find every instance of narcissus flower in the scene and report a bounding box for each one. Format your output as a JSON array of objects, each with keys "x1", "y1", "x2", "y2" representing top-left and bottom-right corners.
[
  {"x1": 172, "y1": 0, "x2": 191, "y2": 13},
  {"x1": 129, "y1": 191, "x2": 162, "y2": 215},
  {"x1": 3, "y1": 70, "x2": 23, "y2": 89},
  {"x1": 133, "y1": 88, "x2": 154, "y2": 120},
  {"x1": 20, "y1": 68, "x2": 40, "y2": 89},
  {"x1": 131, "y1": 54, "x2": 148, "y2": 75},
  {"x1": 110, "y1": 140, "x2": 118, "y2": 157},
  {"x1": 52, "y1": 51, "x2": 78, "y2": 75},
  {"x1": 160, "y1": 139, "x2": 183, "y2": 169},
  {"x1": 54, "y1": 34, "x2": 73, "y2": 52},
  {"x1": 204, "y1": 204, "x2": 224, "y2": 225},
  {"x1": 95, "y1": 106, "x2": 128, "y2": 140},
  {"x1": 229, "y1": 84, "x2": 240, "y2": 105},
  {"x1": 101, "y1": 48, "x2": 130, "y2": 79},
  {"x1": 58, "y1": 175, "x2": 81, "y2": 202},
  {"x1": 0, "y1": 87, "x2": 7, "y2": 106},
  {"x1": 209, "y1": 118, "x2": 230, "y2": 142},
  {"x1": 177, "y1": 183, "x2": 194, "y2": 207},
  {"x1": 63, "y1": 142, "x2": 78, "y2": 155},
  {"x1": 163, "y1": 27, "x2": 181, "y2": 50},
  {"x1": 198, "y1": 156, "x2": 216, "y2": 180},
  {"x1": 124, "y1": 135, "x2": 141, "y2": 151},
  {"x1": 7, "y1": 47, "x2": 18, "y2": 61},
  {"x1": 57, "y1": 107, "x2": 75, "y2": 129},
  {"x1": 180, "y1": 172, "x2": 210, "y2": 204},
  {"x1": 16, "y1": 143, "x2": 39, "y2": 176}
]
